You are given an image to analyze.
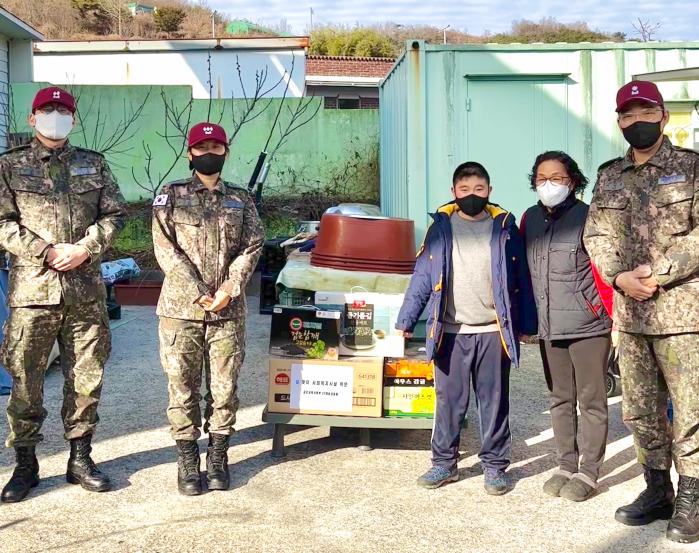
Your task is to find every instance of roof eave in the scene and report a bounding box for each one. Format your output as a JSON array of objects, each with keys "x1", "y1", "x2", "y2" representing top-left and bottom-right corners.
[
  {"x1": 34, "y1": 37, "x2": 309, "y2": 53},
  {"x1": 634, "y1": 67, "x2": 699, "y2": 82},
  {"x1": 306, "y1": 76, "x2": 382, "y2": 88},
  {"x1": 0, "y1": 7, "x2": 44, "y2": 41}
]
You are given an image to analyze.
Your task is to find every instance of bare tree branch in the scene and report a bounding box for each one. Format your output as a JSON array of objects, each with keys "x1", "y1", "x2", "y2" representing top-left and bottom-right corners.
[
  {"x1": 268, "y1": 96, "x2": 322, "y2": 159},
  {"x1": 100, "y1": 87, "x2": 153, "y2": 153},
  {"x1": 263, "y1": 53, "x2": 297, "y2": 152},
  {"x1": 132, "y1": 141, "x2": 158, "y2": 197},
  {"x1": 227, "y1": 54, "x2": 281, "y2": 145},
  {"x1": 632, "y1": 18, "x2": 661, "y2": 41},
  {"x1": 133, "y1": 87, "x2": 193, "y2": 198},
  {"x1": 206, "y1": 51, "x2": 213, "y2": 122},
  {"x1": 67, "y1": 84, "x2": 153, "y2": 159}
]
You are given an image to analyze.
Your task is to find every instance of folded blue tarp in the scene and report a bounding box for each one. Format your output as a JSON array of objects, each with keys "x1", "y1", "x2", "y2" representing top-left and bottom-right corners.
[{"x1": 0, "y1": 270, "x2": 11, "y2": 395}]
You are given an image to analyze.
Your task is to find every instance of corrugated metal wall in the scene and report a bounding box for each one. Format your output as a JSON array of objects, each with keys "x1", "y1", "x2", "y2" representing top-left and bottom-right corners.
[
  {"x1": 380, "y1": 54, "x2": 408, "y2": 218},
  {"x1": 0, "y1": 37, "x2": 9, "y2": 151},
  {"x1": 380, "y1": 41, "x2": 699, "y2": 242}
]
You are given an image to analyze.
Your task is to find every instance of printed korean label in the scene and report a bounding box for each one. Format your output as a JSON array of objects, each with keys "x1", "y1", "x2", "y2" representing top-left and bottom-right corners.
[
  {"x1": 343, "y1": 302, "x2": 374, "y2": 349},
  {"x1": 290, "y1": 364, "x2": 353, "y2": 412}
]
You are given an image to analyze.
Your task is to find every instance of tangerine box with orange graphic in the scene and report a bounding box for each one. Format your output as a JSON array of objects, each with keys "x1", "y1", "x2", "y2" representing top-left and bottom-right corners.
[
  {"x1": 269, "y1": 306, "x2": 341, "y2": 361},
  {"x1": 383, "y1": 348, "x2": 436, "y2": 417},
  {"x1": 384, "y1": 357, "x2": 434, "y2": 379}
]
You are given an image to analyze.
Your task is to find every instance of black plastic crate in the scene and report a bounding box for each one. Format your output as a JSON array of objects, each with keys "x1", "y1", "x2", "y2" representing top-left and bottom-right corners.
[
  {"x1": 259, "y1": 237, "x2": 290, "y2": 275},
  {"x1": 259, "y1": 274, "x2": 278, "y2": 315}
]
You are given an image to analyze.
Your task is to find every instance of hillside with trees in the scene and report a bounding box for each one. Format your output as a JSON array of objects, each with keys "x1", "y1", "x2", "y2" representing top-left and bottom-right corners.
[
  {"x1": 0, "y1": 0, "x2": 236, "y2": 39},
  {"x1": 309, "y1": 18, "x2": 626, "y2": 58},
  {"x1": 0, "y1": 0, "x2": 631, "y2": 54}
]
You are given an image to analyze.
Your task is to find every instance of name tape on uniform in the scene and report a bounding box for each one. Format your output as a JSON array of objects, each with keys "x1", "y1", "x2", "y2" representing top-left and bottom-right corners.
[
  {"x1": 658, "y1": 174, "x2": 686, "y2": 186},
  {"x1": 18, "y1": 167, "x2": 43, "y2": 178},
  {"x1": 70, "y1": 167, "x2": 99, "y2": 177},
  {"x1": 604, "y1": 182, "x2": 624, "y2": 192},
  {"x1": 153, "y1": 194, "x2": 169, "y2": 207}
]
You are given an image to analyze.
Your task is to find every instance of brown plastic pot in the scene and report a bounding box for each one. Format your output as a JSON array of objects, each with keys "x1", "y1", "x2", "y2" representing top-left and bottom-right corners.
[
  {"x1": 314, "y1": 214, "x2": 416, "y2": 262},
  {"x1": 114, "y1": 281, "x2": 162, "y2": 306}
]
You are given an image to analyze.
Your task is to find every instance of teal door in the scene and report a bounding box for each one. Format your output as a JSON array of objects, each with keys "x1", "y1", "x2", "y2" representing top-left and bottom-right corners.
[{"x1": 465, "y1": 77, "x2": 568, "y2": 218}]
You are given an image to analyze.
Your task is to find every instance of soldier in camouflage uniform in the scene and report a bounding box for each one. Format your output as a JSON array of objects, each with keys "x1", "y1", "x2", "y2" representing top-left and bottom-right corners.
[
  {"x1": 0, "y1": 87, "x2": 126, "y2": 503},
  {"x1": 584, "y1": 81, "x2": 699, "y2": 543},
  {"x1": 152, "y1": 122, "x2": 263, "y2": 495}
]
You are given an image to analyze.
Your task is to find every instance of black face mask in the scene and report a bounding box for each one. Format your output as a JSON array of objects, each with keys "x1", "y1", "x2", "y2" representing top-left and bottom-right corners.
[
  {"x1": 190, "y1": 152, "x2": 226, "y2": 176},
  {"x1": 622, "y1": 121, "x2": 663, "y2": 150},
  {"x1": 455, "y1": 194, "x2": 489, "y2": 217}
]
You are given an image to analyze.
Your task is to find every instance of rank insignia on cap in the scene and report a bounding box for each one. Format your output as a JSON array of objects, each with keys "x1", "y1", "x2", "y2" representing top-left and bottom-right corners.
[
  {"x1": 153, "y1": 194, "x2": 169, "y2": 207},
  {"x1": 53, "y1": 90, "x2": 61, "y2": 99},
  {"x1": 203, "y1": 126, "x2": 213, "y2": 135},
  {"x1": 631, "y1": 85, "x2": 639, "y2": 95}
]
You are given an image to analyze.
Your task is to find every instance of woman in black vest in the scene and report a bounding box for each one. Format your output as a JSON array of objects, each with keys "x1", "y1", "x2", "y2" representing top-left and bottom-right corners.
[{"x1": 523, "y1": 151, "x2": 612, "y2": 502}]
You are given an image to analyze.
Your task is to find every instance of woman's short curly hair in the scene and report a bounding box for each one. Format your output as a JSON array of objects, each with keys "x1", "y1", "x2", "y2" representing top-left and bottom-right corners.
[{"x1": 528, "y1": 151, "x2": 589, "y2": 194}]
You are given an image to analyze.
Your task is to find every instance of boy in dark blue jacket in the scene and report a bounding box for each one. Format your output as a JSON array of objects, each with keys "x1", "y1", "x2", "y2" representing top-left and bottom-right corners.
[{"x1": 396, "y1": 162, "x2": 536, "y2": 494}]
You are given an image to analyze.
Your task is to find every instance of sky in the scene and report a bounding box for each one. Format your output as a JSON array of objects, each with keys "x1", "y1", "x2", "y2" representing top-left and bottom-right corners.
[{"x1": 209, "y1": 0, "x2": 699, "y2": 41}]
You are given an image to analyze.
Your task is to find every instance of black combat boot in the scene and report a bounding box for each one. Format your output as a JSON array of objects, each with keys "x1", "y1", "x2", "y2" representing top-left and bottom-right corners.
[
  {"x1": 66, "y1": 435, "x2": 112, "y2": 492},
  {"x1": 615, "y1": 466, "x2": 674, "y2": 526},
  {"x1": 206, "y1": 433, "x2": 230, "y2": 491},
  {"x1": 667, "y1": 476, "x2": 699, "y2": 543},
  {"x1": 1, "y1": 446, "x2": 40, "y2": 503},
  {"x1": 176, "y1": 440, "x2": 202, "y2": 496}
]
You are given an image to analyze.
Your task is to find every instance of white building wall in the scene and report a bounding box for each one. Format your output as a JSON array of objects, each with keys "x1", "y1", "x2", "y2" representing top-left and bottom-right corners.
[
  {"x1": 8, "y1": 39, "x2": 34, "y2": 83},
  {"x1": 34, "y1": 48, "x2": 306, "y2": 99}
]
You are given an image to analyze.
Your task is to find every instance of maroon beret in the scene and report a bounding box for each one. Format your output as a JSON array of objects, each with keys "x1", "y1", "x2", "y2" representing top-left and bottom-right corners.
[
  {"x1": 188, "y1": 122, "x2": 228, "y2": 148},
  {"x1": 616, "y1": 81, "x2": 664, "y2": 112},
  {"x1": 32, "y1": 87, "x2": 76, "y2": 114}
]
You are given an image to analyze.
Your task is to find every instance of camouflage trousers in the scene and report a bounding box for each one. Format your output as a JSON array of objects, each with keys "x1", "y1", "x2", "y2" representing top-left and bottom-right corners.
[
  {"x1": 619, "y1": 332, "x2": 699, "y2": 478},
  {"x1": 1, "y1": 301, "x2": 111, "y2": 448},
  {"x1": 158, "y1": 317, "x2": 245, "y2": 441}
]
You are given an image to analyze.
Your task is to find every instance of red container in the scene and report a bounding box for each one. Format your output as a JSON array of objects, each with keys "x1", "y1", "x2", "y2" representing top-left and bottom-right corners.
[
  {"x1": 311, "y1": 252, "x2": 416, "y2": 266},
  {"x1": 310, "y1": 257, "x2": 414, "y2": 275},
  {"x1": 314, "y1": 214, "x2": 416, "y2": 263},
  {"x1": 311, "y1": 254, "x2": 415, "y2": 271},
  {"x1": 114, "y1": 281, "x2": 162, "y2": 306}
]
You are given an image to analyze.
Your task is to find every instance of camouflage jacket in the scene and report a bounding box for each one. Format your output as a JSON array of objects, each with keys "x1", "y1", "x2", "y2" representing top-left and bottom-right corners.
[
  {"x1": 584, "y1": 137, "x2": 699, "y2": 334},
  {"x1": 0, "y1": 139, "x2": 126, "y2": 307},
  {"x1": 152, "y1": 174, "x2": 264, "y2": 321}
]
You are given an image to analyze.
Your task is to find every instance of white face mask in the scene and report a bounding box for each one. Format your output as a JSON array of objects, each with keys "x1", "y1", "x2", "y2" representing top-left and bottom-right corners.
[
  {"x1": 34, "y1": 111, "x2": 74, "y2": 140},
  {"x1": 537, "y1": 180, "x2": 571, "y2": 208}
]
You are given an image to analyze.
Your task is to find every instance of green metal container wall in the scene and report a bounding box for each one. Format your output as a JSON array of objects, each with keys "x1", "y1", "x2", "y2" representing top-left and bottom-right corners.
[{"x1": 380, "y1": 41, "x2": 699, "y2": 242}]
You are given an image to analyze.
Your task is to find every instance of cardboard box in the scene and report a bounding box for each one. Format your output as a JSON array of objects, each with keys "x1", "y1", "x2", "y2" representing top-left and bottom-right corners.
[
  {"x1": 383, "y1": 377, "x2": 436, "y2": 418},
  {"x1": 268, "y1": 356, "x2": 383, "y2": 417},
  {"x1": 384, "y1": 357, "x2": 434, "y2": 379},
  {"x1": 269, "y1": 306, "x2": 341, "y2": 360},
  {"x1": 383, "y1": 346, "x2": 435, "y2": 417},
  {"x1": 314, "y1": 291, "x2": 405, "y2": 358}
]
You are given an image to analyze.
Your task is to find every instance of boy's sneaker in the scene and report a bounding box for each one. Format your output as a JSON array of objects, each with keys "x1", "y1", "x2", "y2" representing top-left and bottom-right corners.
[
  {"x1": 484, "y1": 467, "x2": 508, "y2": 495},
  {"x1": 416, "y1": 466, "x2": 459, "y2": 489}
]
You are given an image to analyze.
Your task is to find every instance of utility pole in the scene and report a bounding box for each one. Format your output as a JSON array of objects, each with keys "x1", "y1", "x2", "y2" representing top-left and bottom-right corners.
[
  {"x1": 441, "y1": 24, "x2": 450, "y2": 44},
  {"x1": 310, "y1": 7, "x2": 314, "y2": 34}
]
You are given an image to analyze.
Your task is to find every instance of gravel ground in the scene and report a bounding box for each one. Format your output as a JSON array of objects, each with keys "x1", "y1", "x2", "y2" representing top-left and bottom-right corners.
[{"x1": 0, "y1": 288, "x2": 690, "y2": 553}]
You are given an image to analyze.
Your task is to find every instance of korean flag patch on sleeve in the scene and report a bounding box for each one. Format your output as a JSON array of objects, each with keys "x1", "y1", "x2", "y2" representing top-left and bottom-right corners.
[{"x1": 153, "y1": 194, "x2": 169, "y2": 207}]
